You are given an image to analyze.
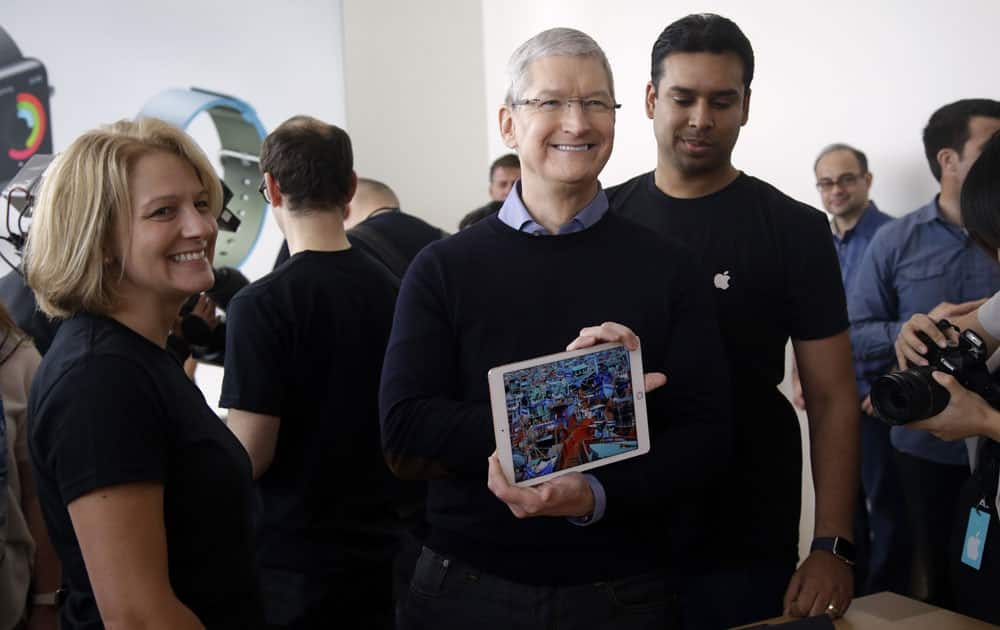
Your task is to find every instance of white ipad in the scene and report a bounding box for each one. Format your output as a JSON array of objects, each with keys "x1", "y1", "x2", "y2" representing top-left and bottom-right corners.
[{"x1": 488, "y1": 342, "x2": 650, "y2": 487}]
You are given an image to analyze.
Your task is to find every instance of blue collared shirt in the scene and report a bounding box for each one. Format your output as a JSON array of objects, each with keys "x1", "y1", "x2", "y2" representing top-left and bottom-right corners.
[
  {"x1": 497, "y1": 181, "x2": 609, "y2": 235},
  {"x1": 849, "y1": 197, "x2": 1000, "y2": 465},
  {"x1": 496, "y1": 180, "x2": 608, "y2": 525},
  {"x1": 835, "y1": 202, "x2": 894, "y2": 395},
  {"x1": 834, "y1": 201, "x2": 894, "y2": 294}
]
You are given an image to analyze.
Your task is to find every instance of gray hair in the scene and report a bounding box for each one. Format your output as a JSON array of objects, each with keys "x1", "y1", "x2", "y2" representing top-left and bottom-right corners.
[{"x1": 505, "y1": 27, "x2": 615, "y2": 105}]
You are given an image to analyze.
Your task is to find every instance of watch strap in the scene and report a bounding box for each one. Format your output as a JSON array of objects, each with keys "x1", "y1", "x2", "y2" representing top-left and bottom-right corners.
[
  {"x1": 811, "y1": 536, "x2": 856, "y2": 566},
  {"x1": 0, "y1": 26, "x2": 23, "y2": 66},
  {"x1": 31, "y1": 588, "x2": 66, "y2": 607},
  {"x1": 138, "y1": 88, "x2": 267, "y2": 268}
]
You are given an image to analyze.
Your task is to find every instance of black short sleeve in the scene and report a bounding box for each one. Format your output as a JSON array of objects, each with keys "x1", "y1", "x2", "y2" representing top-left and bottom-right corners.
[
  {"x1": 220, "y1": 291, "x2": 285, "y2": 415},
  {"x1": 781, "y1": 202, "x2": 848, "y2": 340},
  {"x1": 33, "y1": 355, "x2": 168, "y2": 505}
]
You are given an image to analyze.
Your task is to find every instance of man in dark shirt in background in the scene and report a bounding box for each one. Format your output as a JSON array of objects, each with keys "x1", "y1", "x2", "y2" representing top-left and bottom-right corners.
[
  {"x1": 608, "y1": 13, "x2": 858, "y2": 627},
  {"x1": 380, "y1": 26, "x2": 731, "y2": 630},
  {"x1": 345, "y1": 177, "x2": 447, "y2": 278},
  {"x1": 222, "y1": 116, "x2": 414, "y2": 628}
]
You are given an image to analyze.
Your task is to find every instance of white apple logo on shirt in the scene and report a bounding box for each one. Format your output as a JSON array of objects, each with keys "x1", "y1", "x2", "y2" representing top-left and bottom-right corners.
[
  {"x1": 714, "y1": 271, "x2": 731, "y2": 290},
  {"x1": 967, "y1": 531, "x2": 982, "y2": 561}
]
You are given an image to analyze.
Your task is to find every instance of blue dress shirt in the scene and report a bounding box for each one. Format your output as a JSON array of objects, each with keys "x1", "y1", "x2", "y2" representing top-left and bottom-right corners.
[
  {"x1": 849, "y1": 197, "x2": 1000, "y2": 465},
  {"x1": 497, "y1": 180, "x2": 609, "y2": 524},
  {"x1": 498, "y1": 181, "x2": 609, "y2": 235},
  {"x1": 835, "y1": 202, "x2": 894, "y2": 394},
  {"x1": 834, "y1": 201, "x2": 894, "y2": 294}
]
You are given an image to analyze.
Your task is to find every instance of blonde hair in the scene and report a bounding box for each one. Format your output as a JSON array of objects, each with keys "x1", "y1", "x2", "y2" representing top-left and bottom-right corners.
[{"x1": 24, "y1": 117, "x2": 222, "y2": 318}]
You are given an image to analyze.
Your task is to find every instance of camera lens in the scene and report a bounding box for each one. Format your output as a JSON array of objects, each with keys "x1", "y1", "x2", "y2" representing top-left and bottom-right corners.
[{"x1": 870, "y1": 367, "x2": 951, "y2": 424}]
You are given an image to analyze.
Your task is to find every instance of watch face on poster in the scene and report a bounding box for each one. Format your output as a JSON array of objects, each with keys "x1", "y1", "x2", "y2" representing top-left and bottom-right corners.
[{"x1": 0, "y1": 58, "x2": 52, "y2": 183}]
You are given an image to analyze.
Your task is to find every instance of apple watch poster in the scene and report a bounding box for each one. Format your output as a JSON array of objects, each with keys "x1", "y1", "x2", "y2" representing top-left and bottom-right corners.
[{"x1": 1, "y1": 60, "x2": 53, "y2": 184}]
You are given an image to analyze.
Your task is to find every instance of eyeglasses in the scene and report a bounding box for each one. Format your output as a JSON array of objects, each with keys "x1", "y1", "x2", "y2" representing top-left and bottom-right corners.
[
  {"x1": 816, "y1": 172, "x2": 865, "y2": 192},
  {"x1": 258, "y1": 179, "x2": 270, "y2": 204},
  {"x1": 513, "y1": 97, "x2": 621, "y2": 116}
]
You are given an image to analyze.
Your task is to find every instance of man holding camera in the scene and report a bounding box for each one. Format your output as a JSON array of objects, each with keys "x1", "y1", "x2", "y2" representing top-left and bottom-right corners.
[
  {"x1": 849, "y1": 99, "x2": 1000, "y2": 607},
  {"x1": 892, "y1": 126, "x2": 1000, "y2": 625}
]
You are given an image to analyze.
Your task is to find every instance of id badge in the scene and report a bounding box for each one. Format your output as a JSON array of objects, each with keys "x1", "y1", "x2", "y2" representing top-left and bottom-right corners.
[{"x1": 961, "y1": 504, "x2": 990, "y2": 571}]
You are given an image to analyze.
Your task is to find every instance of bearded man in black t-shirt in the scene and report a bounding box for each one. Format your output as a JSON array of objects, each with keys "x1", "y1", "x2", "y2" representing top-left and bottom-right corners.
[
  {"x1": 607, "y1": 14, "x2": 859, "y2": 629},
  {"x1": 221, "y1": 116, "x2": 415, "y2": 629}
]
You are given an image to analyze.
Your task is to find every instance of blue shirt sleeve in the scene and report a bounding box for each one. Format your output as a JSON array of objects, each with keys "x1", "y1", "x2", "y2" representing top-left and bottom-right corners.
[
  {"x1": 567, "y1": 473, "x2": 606, "y2": 526},
  {"x1": 848, "y1": 229, "x2": 904, "y2": 392}
]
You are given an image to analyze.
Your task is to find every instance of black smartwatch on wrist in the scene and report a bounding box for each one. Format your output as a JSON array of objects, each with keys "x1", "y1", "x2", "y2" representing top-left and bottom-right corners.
[{"x1": 811, "y1": 536, "x2": 856, "y2": 566}]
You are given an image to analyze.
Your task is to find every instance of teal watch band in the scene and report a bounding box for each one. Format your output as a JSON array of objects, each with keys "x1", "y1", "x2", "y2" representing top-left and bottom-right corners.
[{"x1": 138, "y1": 87, "x2": 268, "y2": 269}]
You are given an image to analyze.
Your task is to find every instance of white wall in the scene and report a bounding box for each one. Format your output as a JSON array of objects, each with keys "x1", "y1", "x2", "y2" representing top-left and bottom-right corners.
[
  {"x1": 481, "y1": 0, "x2": 1000, "y2": 217},
  {"x1": 343, "y1": 0, "x2": 489, "y2": 232}
]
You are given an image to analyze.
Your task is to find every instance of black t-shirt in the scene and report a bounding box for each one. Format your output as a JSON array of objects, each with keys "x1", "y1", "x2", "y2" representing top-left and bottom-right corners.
[
  {"x1": 271, "y1": 211, "x2": 445, "y2": 278},
  {"x1": 608, "y1": 172, "x2": 848, "y2": 566},
  {"x1": 354, "y1": 210, "x2": 446, "y2": 277},
  {"x1": 221, "y1": 248, "x2": 414, "y2": 572},
  {"x1": 458, "y1": 201, "x2": 502, "y2": 230},
  {"x1": 951, "y1": 440, "x2": 1000, "y2": 624},
  {"x1": 941, "y1": 440, "x2": 1000, "y2": 624},
  {"x1": 28, "y1": 314, "x2": 263, "y2": 629}
]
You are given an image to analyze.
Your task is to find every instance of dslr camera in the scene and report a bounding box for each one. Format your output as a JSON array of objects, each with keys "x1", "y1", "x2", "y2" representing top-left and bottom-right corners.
[{"x1": 870, "y1": 319, "x2": 1000, "y2": 425}]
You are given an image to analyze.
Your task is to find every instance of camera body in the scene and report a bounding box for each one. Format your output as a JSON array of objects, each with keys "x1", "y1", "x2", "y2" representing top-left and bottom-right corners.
[
  {"x1": 871, "y1": 319, "x2": 1000, "y2": 425},
  {"x1": 177, "y1": 266, "x2": 248, "y2": 365}
]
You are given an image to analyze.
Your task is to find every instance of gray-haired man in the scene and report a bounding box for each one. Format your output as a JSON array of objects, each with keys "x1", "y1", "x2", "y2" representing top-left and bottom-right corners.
[{"x1": 379, "y1": 27, "x2": 731, "y2": 630}]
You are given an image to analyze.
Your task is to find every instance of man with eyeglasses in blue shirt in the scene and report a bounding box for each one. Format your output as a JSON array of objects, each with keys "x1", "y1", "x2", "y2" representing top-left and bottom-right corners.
[
  {"x1": 849, "y1": 99, "x2": 1000, "y2": 609},
  {"x1": 806, "y1": 144, "x2": 908, "y2": 599}
]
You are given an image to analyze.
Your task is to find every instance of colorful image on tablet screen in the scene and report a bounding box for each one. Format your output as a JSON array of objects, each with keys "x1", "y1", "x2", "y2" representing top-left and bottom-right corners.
[{"x1": 503, "y1": 345, "x2": 639, "y2": 483}]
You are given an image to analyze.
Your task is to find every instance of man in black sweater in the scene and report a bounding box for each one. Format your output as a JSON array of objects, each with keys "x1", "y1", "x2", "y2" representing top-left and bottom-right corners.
[{"x1": 380, "y1": 27, "x2": 732, "y2": 630}]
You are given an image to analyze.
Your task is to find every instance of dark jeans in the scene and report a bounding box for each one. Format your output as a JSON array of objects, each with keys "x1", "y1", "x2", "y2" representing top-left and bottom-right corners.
[
  {"x1": 854, "y1": 413, "x2": 912, "y2": 595},
  {"x1": 260, "y1": 565, "x2": 393, "y2": 630},
  {"x1": 678, "y1": 563, "x2": 795, "y2": 630},
  {"x1": 894, "y1": 449, "x2": 969, "y2": 609},
  {"x1": 399, "y1": 546, "x2": 680, "y2": 630}
]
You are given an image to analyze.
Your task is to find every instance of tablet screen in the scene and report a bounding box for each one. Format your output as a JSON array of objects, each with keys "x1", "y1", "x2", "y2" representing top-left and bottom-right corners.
[{"x1": 502, "y1": 345, "x2": 640, "y2": 483}]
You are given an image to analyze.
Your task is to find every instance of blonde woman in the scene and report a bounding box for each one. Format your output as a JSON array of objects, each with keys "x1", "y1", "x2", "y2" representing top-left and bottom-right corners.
[{"x1": 24, "y1": 118, "x2": 262, "y2": 629}]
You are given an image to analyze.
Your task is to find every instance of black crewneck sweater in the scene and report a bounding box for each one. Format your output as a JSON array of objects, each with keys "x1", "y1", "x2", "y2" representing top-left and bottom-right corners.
[{"x1": 380, "y1": 212, "x2": 732, "y2": 584}]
